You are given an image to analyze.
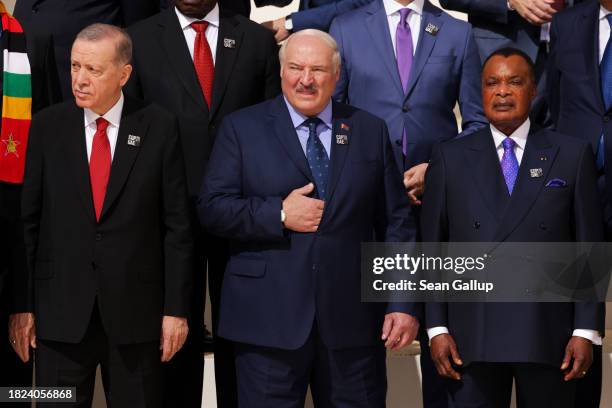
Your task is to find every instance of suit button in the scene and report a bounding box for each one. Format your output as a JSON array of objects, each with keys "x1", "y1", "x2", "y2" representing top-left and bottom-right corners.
[
  {"x1": 474, "y1": 221, "x2": 480, "y2": 229},
  {"x1": 312, "y1": 264, "x2": 316, "y2": 270},
  {"x1": 402, "y1": 105, "x2": 409, "y2": 112},
  {"x1": 95, "y1": 233, "x2": 103, "y2": 241},
  {"x1": 539, "y1": 222, "x2": 547, "y2": 230},
  {"x1": 395, "y1": 140, "x2": 402, "y2": 146}
]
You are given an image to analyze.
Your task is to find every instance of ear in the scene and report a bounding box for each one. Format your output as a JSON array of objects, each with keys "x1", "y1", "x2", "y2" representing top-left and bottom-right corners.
[{"x1": 120, "y1": 64, "x2": 133, "y2": 87}]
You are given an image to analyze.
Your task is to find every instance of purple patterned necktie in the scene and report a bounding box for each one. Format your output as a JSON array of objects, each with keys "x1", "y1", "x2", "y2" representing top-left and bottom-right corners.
[
  {"x1": 396, "y1": 8, "x2": 413, "y2": 157},
  {"x1": 501, "y1": 137, "x2": 519, "y2": 194}
]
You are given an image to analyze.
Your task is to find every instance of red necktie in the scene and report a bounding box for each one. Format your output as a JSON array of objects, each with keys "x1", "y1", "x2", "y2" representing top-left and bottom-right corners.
[
  {"x1": 89, "y1": 117, "x2": 111, "y2": 222},
  {"x1": 191, "y1": 21, "x2": 214, "y2": 107},
  {"x1": 551, "y1": 0, "x2": 564, "y2": 11}
]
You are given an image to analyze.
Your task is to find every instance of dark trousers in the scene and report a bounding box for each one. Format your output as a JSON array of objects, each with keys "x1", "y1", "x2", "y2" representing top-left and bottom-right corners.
[
  {"x1": 36, "y1": 303, "x2": 162, "y2": 408},
  {"x1": 234, "y1": 325, "x2": 387, "y2": 408},
  {"x1": 575, "y1": 345, "x2": 602, "y2": 408},
  {"x1": 420, "y1": 337, "x2": 449, "y2": 408},
  {"x1": 447, "y1": 362, "x2": 576, "y2": 408}
]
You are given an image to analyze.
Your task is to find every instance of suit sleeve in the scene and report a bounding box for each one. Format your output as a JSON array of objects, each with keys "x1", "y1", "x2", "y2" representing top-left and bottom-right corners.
[
  {"x1": 29, "y1": 35, "x2": 62, "y2": 114},
  {"x1": 161, "y1": 117, "x2": 194, "y2": 317},
  {"x1": 291, "y1": 0, "x2": 375, "y2": 32},
  {"x1": 439, "y1": 0, "x2": 509, "y2": 24},
  {"x1": 120, "y1": 0, "x2": 160, "y2": 26},
  {"x1": 420, "y1": 144, "x2": 449, "y2": 328},
  {"x1": 330, "y1": 18, "x2": 350, "y2": 103},
  {"x1": 457, "y1": 26, "x2": 487, "y2": 137},
  {"x1": 199, "y1": 116, "x2": 286, "y2": 242},
  {"x1": 572, "y1": 143, "x2": 606, "y2": 332},
  {"x1": 547, "y1": 18, "x2": 562, "y2": 129},
  {"x1": 19, "y1": 113, "x2": 46, "y2": 313}
]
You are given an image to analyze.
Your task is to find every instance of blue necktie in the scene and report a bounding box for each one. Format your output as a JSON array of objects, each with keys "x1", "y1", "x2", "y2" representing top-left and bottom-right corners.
[
  {"x1": 501, "y1": 137, "x2": 519, "y2": 194},
  {"x1": 305, "y1": 117, "x2": 329, "y2": 199},
  {"x1": 596, "y1": 14, "x2": 612, "y2": 170}
]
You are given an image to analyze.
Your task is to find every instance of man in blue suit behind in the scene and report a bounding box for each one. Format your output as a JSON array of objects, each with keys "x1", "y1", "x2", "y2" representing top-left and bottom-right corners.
[
  {"x1": 200, "y1": 29, "x2": 420, "y2": 407},
  {"x1": 423, "y1": 47, "x2": 605, "y2": 407}
]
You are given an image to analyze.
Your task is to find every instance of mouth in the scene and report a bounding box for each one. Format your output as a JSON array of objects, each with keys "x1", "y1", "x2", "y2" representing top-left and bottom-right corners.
[
  {"x1": 74, "y1": 90, "x2": 89, "y2": 98},
  {"x1": 493, "y1": 101, "x2": 514, "y2": 111}
]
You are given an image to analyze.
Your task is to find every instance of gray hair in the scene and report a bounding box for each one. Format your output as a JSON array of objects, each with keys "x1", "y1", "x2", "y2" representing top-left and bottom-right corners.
[
  {"x1": 279, "y1": 29, "x2": 341, "y2": 73},
  {"x1": 75, "y1": 23, "x2": 133, "y2": 65}
]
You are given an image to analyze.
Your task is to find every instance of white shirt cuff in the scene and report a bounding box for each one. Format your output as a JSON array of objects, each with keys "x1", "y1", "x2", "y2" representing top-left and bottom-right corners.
[
  {"x1": 573, "y1": 329, "x2": 603, "y2": 346},
  {"x1": 427, "y1": 326, "x2": 449, "y2": 341}
]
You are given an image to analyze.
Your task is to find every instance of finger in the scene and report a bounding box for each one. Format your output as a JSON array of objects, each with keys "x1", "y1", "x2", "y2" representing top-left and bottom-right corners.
[
  {"x1": 385, "y1": 324, "x2": 403, "y2": 348},
  {"x1": 439, "y1": 354, "x2": 460, "y2": 380},
  {"x1": 161, "y1": 333, "x2": 172, "y2": 362},
  {"x1": 393, "y1": 332, "x2": 411, "y2": 350},
  {"x1": 564, "y1": 357, "x2": 584, "y2": 381},
  {"x1": 30, "y1": 334, "x2": 36, "y2": 349},
  {"x1": 561, "y1": 345, "x2": 572, "y2": 370},
  {"x1": 297, "y1": 183, "x2": 315, "y2": 196},
  {"x1": 381, "y1": 316, "x2": 393, "y2": 341},
  {"x1": 407, "y1": 192, "x2": 419, "y2": 205},
  {"x1": 449, "y1": 344, "x2": 463, "y2": 366}
]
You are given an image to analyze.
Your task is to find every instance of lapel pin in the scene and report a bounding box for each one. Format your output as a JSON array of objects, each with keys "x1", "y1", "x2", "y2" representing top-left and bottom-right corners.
[
  {"x1": 425, "y1": 23, "x2": 439, "y2": 36},
  {"x1": 336, "y1": 134, "x2": 348, "y2": 145},
  {"x1": 340, "y1": 123, "x2": 350, "y2": 131},
  {"x1": 127, "y1": 134, "x2": 141, "y2": 147},
  {"x1": 223, "y1": 38, "x2": 236, "y2": 49},
  {"x1": 540, "y1": 156, "x2": 547, "y2": 161},
  {"x1": 530, "y1": 168, "x2": 543, "y2": 178}
]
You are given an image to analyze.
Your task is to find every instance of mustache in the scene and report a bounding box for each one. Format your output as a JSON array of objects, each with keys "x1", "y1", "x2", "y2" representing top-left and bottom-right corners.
[{"x1": 296, "y1": 83, "x2": 317, "y2": 92}]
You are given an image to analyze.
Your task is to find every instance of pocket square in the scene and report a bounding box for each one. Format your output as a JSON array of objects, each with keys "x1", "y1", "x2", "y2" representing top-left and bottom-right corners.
[{"x1": 545, "y1": 178, "x2": 567, "y2": 187}]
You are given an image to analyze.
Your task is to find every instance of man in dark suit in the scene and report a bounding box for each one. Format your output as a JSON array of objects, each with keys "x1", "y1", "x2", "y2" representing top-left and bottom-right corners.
[
  {"x1": 422, "y1": 47, "x2": 605, "y2": 407},
  {"x1": 1, "y1": 2, "x2": 60, "y2": 398},
  {"x1": 9, "y1": 24, "x2": 193, "y2": 407},
  {"x1": 200, "y1": 29, "x2": 420, "y2": 407},
  {"x1": 547, "y1": 1, "x2": 612, "y2": 405},
  {"x1": 126, "y1": 1, "x2": 280, "y2": 406},
  {"x1": 14, "y1": 0, "x2": 161, "y2": 100},
  {"x1": 439, "y1": 0, "x2": 582, "y2": 126}
]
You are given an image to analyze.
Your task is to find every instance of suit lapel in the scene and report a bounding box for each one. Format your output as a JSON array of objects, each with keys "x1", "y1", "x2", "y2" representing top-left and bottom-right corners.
[
  {"x1": 324, "y1": 103, "x2": 352, "y2": 204},
  {"x1": 99, "y1": 98, "x2": 147, "y2": 221},
  {"x1": 160, "y1": 10, "x2": 209, "y2": 113},
  {"x1": 270, "y1": 96, "x2": 314, "y2": 182},
  {"x1": 64, "y1": 102, "x2": 96, "y2": 220},
  {"x1": 464, "y1": 128, "x2": 510, "y2": 222},
  {"x1": 493, "y1": 129, "x2": 558, "y2": 242},
  {"x1": 581, "y1": 2, "x2": 605, "y2": 116},
  {"x1": 405, "y1": 2, "x2": 444, "y2": 98},
  {"x1": 365, "y1": 1, "x2": 404, "y2": 96},
  {"x1": 211, "y1": 13, "x2": 243, "y2": 118}
]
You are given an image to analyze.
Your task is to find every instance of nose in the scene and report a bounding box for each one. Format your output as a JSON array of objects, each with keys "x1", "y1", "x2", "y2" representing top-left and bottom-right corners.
[
  {"x1": 73, "y1": 68, "x2": 89, "y2": 87},
  {"x1": 299, "y1": 68, "x2": 314, "y2": 86}
]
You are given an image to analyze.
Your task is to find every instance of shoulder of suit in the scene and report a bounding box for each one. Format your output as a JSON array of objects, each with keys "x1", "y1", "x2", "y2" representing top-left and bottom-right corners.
[
  {"x1": 223, "y1": 97, "x2": 275, "y2": 124},
  {"x1": 554, "y1": 0, "x2": 594, "y2": 25},
  {"x1": 32, "y1": 100, "x2": 76, "y2": 121},
  {"x1": 333, "y1": 101, "x2": 384, "y2": 126},
  {"x1": 538, "y1": 128, "x2": 590, "y2": 150},
  {"x1": 127, "y1": 10, "x2": 167, "y2": 36}
]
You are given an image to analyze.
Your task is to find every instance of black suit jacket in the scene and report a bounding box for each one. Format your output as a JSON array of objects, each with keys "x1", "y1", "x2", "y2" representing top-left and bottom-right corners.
[
  {"x1": 126, "y1": 8, "x2": 281, "y2": 198},
  {"x1": 21, "y1": 96, "x2": 193, "y2": 345},
  {"x1": 421, "y1": 126, "x2": 605, "y2": 366},
  {"x1": 14, "y1": 0, "x2": 161, "y2": 100}
]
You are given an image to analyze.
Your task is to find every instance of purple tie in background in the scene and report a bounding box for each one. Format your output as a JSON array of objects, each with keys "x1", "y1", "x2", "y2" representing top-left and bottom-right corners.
[
  {"x1": 501, "y1": 137, "x2": 519, "y2": 194},
  {"x1": 396, "y1": 8, "x2": 413, "y2": 156}
]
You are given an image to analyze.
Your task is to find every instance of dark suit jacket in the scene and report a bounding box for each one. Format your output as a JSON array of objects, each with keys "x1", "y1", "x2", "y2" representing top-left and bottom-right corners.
[
  {"x1": 292, "y1": 0, "x2": 375, "y2": 31},
  {"x1": 14, "y1": 0, "x2": 161, "y2": 99},
  {"x1": 548, "y1": 0, "x2": 612, "y2": 236},
  {"x1": 440, "y1": 0, "x2": 583, "y2": 62},
  {"x1": 199, "y1": 96, "x2": 417, "y2": 350},
  {"x1": 21, "y1": 96, "x2": 193, "y2": 345},
  {"x1": 331, "y1": 0, "x2": 487, "y2": 174},
  {"x1": 421, "y1": 125, "x2": 605, "y2": 366},
  {"x1": 126, "y1": 8, "x2": 281, "y2": 198}
]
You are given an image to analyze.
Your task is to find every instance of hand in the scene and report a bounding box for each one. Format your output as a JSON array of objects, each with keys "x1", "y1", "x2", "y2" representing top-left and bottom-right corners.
[
  {"x1": 262, "y1": 18, "x2": 290, "y2": 43},
  {"x1": 430, "y1": 333, "x2": 463, "y2": 380},
  {"x1": 509, "y1": 0, "x2": 557, "y2": 25},
  {"x1": 9, "y1": 313, "x2": 36, "y2": 363},
  {"x1": 561, "y1": 336, "x2": 593, "y2": 381},
  {"x1": 160, "y1": 316, "x2": 189, "y2": 362},
  {"x1": 403, "y1": 163, "x2": 428, "y2": 206},
  {"x1": 282, "y1": 183, "x2": 325, "y2": 232},
  {"x1": 381, "y1": 312, "x2": 419, "y2": 350}
]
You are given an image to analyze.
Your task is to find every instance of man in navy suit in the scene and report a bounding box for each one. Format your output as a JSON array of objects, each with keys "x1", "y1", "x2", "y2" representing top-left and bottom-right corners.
[
  {"x1": 200, "y1": 29, "x2": 419, "y2": 407},
  {"x1": 422, "y1": 47, "x2": 605, "y2": 407},
  {"x1": 547, "y1": 1, "x2": 612, "y2": 405}
]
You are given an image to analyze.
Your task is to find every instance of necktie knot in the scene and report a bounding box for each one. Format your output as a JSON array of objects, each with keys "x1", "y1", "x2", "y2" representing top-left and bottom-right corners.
[
  {"x1": 502, "y1": 137, "x2": 515, "y2": 152},
  {"x1": 399, "y1": 8, "x2": 411, "y2": 26},
  {"x1": 304, "y1": 117, "x2": 322, "y2": 134},
  {"x1": 96, "y1": 117, "x2": 109, "y2": 133},
  {"x1": 191, "y1": 21, "x2": 209, "y2": 33}
]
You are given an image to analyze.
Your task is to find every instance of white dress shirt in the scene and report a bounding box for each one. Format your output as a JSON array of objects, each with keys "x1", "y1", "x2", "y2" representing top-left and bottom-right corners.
[
  {"x1": 427, "y1": 119, "x2": 603, "y2": 346},
  {"x1": 84, "y1": 93, "x2": 124, "y2": 162},
  {"x1": 175, "y1": 5, "x2": 219, "y2": 65},
  {"x1": 382, "y1": 0, "x2": 423, "y2": 57},
  {"x1": 599, "y1": 5, "x2": 612, "y2": 63}
]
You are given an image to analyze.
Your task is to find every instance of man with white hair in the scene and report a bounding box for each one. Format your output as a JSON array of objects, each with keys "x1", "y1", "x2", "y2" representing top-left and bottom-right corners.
[{"x1": 200, "y1": 29, "x2": 419, "y2": 407}]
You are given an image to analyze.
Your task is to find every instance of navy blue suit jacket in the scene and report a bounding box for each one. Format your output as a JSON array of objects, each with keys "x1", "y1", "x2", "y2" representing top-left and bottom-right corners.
[
  {"x1": 421, "y1": 125, "x2": 605, "y2": 366},
  {"x1": 292, "y1": 0, "x2": 375, "y2": 31},
  {"x1": 331, "y1": 0, "x2": 487, "y2": 173},
  {"x1": 440, "y1": 0, "x2": 582, "y2": 62},
  {"x1": 548, "y1": 0, "x2": 612, "y2": 236},
  {"x1": 199, "y1": 96, "x2": 417, "y2": 350}
]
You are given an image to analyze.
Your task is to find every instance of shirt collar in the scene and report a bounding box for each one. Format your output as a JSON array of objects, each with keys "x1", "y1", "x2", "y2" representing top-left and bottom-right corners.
[
  {"x1": 601, "y1": 5, "x2": 612, "y2": 20},
  {"x1": 283, "y1": 97, "x2": 333, "y2": 130},
  {"x1": 175, "y1": 4, "x2": 220, "y2": 31},
  {"x1": 490, "y1": 118, "x2": 530, "y2": 151},
  {"x1": 383, "y1": 0, "x2": 424, "y2": 17},
  {"x1": 84, "y1": 92, "x2": 124, "y2": 129}
]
